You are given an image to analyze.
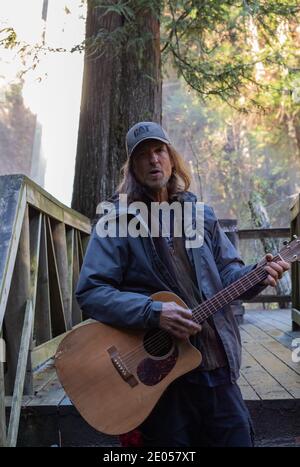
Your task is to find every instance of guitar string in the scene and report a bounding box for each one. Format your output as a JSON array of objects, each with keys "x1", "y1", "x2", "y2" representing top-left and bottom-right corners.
[
  {"x1": 121, "y1": 259, "x2": 287, "y2": 370},
  {"x1": 122, "y1": 262, "x2": 290, "y2": 370},
  {"x1": 121, "y1": 251, "x2": 293, "y2": 370},
  {"x1": 121, "y1": 265, "x2": 271, "y2": 369}
]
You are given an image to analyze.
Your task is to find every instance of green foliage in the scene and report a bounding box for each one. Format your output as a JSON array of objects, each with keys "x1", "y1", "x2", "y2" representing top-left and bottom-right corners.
[
  {"x1": 2, "y1": 0, "x2": 300, "y2": 227},
  {"x1": 161, "y1": 0, "x2": 300, "y2": 108},
  {"x1": 163, "y1": 76, "x2": 300, "y2": 227},
  {"x1": 2, "y1": 1, "x2": 300, "y2": 107}
]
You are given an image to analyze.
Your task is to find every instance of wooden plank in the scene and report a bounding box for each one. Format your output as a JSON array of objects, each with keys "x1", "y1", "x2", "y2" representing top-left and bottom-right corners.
[
  {"x1": 237, "y1": 373, "x2": 259, "y2": 400},
  {"x1": 73, "y1": 231, "x2": 83, "y2": 324},
  {"x1": 27, "y1": 376, "x2": 65, "y2": 406},
  {"x1": 241, "y1": 347, "x2": 291, "y2": 399},
  {"x1": 77, "y1": 230, "x2": 84, "y2": 266},
  {"x1": 238, "y1": 228, "x2": 290, "y2": 240},
  {"x1": 33, "y1": 215, "x2": 52, "y2": 346},
  {"x1": 63, "y1": 210, "x2": 91, "y2": 235},
  {"x1": 246, "y1": 309, "x2": 291, "y2": 326},
  {"x1": 46, "y1": 216, "x2": 67, "y2": 337},
  {"x1": 0, "y1": 362, "x2": 6, "y2": 446},
  {"x1": 7, "y1": 300, "x2": 34, "y2": 447},
  {"x1": 255, "y1": 312, "x2": 295, "y2": 333},
  {"x1": 246, "y1": 309, "x2": 292, "y2": 327},
  {"x1": 291, "y1": 203, "x2": 300, "y2": 309},
  {"x1": 32, "y1": 361, "x2": 57, "y2": 394},
  {"x1": 66, "y1": 229, "x2": 74, "y2": 327},
  {"x1": 5, "y1": 395, "x2": 33, "y2": 408},
  {"x1": 241, "y1": 329, "x2": 300, "y2": 398},
  {"x1": 66, "y1": 229, "x2": 81, "y2": 326},
  {"x1": 4, "y1": 206, "x2": 33, "y2": 395},
  {"x1": 31, "y1": 319, "x2": 93, "y2": 370},
  {"x1": 244, "y1": 314, "x2": 298, "y2": 349},
  {"x1": 51, "y1": 220, "x2": 72, "y2": 330},
  {"x1": 0, "y1": 177, "x2": 26, "y2": 331},
  {"x1": 28, "y1": 208, "x2": 42, "y2": 313},
  {"x1": 5, "y1": 362, "x2": 57, "y2": 408},
  {"x1": 291, "y1": 217, "x2": 299, "y2": 309},
  {"x1": 25, "y1": 179, "x2": 91, "y2": 234},
  {"x1": 80, "y1": 233, "x2": 90, "y2": 254},
  {"x1": 31, "y1": 333, "x2": 69, "y2": 371},
  {"x1": 255, "y1": 309, "x2": 291, "y2": 325},
  {"x1": 241, "y1": 322, "x2": 300, "y2": 375},
  {"x1": 249, "y1": 312, "x2": 295, "y2": 337}
]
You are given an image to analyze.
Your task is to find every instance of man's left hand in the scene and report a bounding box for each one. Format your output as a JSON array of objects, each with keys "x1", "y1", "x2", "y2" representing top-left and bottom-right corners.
[{"x1": 259, "y1": 253, "x2": 290, "y2": 287}]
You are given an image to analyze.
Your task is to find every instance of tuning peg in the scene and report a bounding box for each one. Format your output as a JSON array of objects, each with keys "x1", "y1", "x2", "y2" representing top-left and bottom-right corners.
[
  {"x1": 293, "y1": 234, "x2": 298, "y2": 239},
  {"x1": 283, "y1": 240, "x2": 289, "y2": 245}
]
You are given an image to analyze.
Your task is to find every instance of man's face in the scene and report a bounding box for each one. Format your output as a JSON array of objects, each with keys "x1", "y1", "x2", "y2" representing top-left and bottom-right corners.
[{"x1": 132, "y1": 140, "x2": 173, "y2": 192}]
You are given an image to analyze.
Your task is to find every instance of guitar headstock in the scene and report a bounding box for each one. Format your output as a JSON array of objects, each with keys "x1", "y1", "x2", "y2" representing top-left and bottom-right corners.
[{"x1": 278, "y1": 235, "x2": 300, "y2": 264}]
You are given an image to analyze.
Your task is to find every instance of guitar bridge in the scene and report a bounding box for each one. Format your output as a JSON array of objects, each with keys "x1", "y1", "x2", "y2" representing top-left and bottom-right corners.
[{"x1": 107, "y1": 346, "x2": 138, "y2": 388}]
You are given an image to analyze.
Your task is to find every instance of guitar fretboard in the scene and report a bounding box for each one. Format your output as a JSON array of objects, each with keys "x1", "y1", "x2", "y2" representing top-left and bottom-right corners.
[{"x1": 192, "y1": 259, "x2": 272, "y2": 324}]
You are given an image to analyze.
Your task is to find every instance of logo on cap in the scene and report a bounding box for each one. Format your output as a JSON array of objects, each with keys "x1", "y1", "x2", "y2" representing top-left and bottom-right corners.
[{"x1": 134, "y1": 125, "x2": 150, "y2": 138}]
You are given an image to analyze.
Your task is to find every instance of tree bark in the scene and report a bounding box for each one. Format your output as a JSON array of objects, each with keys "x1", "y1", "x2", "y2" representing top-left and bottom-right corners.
[{"x1": 71, "y1": 0, "x2": 162, "y2": 219}]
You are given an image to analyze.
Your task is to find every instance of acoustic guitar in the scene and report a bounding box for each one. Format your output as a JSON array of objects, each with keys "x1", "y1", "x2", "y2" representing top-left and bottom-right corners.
[{"x1": 55, "y1": 237, "x2": 299, "y2": 435}]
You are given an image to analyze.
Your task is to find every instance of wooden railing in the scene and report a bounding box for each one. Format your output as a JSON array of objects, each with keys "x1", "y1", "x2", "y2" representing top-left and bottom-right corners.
[
  {"x1": 220, "y1": 219, "x2": 291, "y2": 306},
  {"x1": 291, "y1": 194, "x2": 300, "y2": 330},
  {"x1": 239, "y1": 227, "x2": 291, "y2": 306},
  {"x1": 0, "y1": 175, "x2": 91, "y2": 446}
]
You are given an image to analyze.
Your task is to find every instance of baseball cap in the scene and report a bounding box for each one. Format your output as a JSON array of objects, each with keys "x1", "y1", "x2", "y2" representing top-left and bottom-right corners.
[{"x1": 126, "y1": 121, "x2": 171, "y2": 158}]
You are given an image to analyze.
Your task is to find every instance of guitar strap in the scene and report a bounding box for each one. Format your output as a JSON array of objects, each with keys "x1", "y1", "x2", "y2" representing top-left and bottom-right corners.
[{"x1": 152, "y1": 228, "x2": 227, "y2": 371}]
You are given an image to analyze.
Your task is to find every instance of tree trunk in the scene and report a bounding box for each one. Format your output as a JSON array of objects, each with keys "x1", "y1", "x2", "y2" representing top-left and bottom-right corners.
[
  {"x1": 72, "y1": 0, "x2": 162, "y2": 219},
  {"x1": 248, "y1": 191, "x2": 291, "y2": 307}
]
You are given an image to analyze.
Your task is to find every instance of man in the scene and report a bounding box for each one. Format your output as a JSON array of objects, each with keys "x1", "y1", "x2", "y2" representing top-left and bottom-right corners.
[{"x1": 76, "y1": 121, "x2": 289, "y2": 447}]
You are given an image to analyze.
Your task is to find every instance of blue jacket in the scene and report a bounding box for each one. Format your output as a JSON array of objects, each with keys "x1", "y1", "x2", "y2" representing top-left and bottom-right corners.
[{"x1": 76, "y1": 192, "x2": 264, "y2": 383}]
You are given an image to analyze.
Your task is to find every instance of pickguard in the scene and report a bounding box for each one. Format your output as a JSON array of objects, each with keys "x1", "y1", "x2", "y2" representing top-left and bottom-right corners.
[{"x1": 136, "y1": 347, "x2": 178, "y2": 386}]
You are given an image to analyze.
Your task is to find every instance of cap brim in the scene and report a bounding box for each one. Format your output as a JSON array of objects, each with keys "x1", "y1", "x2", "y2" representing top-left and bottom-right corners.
[{"x1": 128, "y1": 136, "x2": 170, "y2": 157}]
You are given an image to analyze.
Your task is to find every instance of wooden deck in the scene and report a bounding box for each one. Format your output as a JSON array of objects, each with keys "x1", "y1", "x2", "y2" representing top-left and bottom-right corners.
[
  {"x1": 240, "y1": 308, "x2": 300, "y2": 401},
  {"x1": 6, "y1": 308, "x2": 300, "y2": 446},
  {"x1": 13, "y1": 308, "x2": 300, "y2": 406}
]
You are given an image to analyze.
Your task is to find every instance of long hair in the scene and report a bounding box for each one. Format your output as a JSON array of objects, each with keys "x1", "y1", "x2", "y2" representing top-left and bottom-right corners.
[{"x1": 116, "y1": 145, "x2": 192, "y2": 203}]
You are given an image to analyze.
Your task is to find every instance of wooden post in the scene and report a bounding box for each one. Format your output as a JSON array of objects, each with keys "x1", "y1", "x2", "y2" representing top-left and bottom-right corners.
[
  {"x1": 46, "y1": 216, "x2": 67, "y2": 337},
  {"x1": 4, "y1": 207, "x2": 33, "y2": 395},
  {"x1": 51, "y1": 220, "x2": 72, "y2": 330},
  {"x1": 7, "y1": 300, "x2": 34, "y2": 447},
  {"x1": 0, "y1": 361, "x2": 6, "y2": 447},
  {"x1": 0, "y1": 176, "x2": 26, "y2": 331},
  {"x1": 291, "y1": 194, "x2": 300, "y2": 330},
  {"x1": 34, "y1": 215, "x2": 52, "y2": 345},
  {"x1": 66, "y1": 229, "x2": 82, "y2": 327}
]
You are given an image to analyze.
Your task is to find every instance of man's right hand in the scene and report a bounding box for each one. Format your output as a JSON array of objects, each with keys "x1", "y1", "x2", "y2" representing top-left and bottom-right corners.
[{"x1": 159, "y1": 302, "x2": 202, "y2": 340}]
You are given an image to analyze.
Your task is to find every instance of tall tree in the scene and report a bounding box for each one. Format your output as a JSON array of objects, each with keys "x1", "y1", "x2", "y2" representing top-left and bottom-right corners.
[
  {"x1": 71, "y1": 0, "x2": 162, "y2": 218},
  {"x1": 3, "y1": 1, "x2": 299, "y2": 217}
]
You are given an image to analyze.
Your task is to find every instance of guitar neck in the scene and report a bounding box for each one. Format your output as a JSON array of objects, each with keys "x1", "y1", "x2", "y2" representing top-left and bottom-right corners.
[{"x1": 192, "y1": 259, "x2": 273, "y2": 324}]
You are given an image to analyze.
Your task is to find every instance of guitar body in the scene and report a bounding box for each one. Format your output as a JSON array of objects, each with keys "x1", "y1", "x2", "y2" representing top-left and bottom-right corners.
[{"x1": 55, "y1": 291, "x2": 202, "y2": 435}]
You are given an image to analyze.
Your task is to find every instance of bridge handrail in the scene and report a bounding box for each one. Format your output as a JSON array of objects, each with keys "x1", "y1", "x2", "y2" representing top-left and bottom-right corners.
[{"x1": 0, "y1": 174, "x2": 91, "y2": 446}]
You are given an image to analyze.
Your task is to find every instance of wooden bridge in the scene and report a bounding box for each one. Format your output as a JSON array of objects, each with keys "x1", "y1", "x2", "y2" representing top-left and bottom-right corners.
[{"x1": 0, "y1": 174, "x2": 300, "y2": 447}]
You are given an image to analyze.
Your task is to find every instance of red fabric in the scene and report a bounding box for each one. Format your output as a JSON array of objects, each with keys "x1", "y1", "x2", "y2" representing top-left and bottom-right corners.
[{"x1": 119, "y1": 429, "x2": 143, "y2": 447}]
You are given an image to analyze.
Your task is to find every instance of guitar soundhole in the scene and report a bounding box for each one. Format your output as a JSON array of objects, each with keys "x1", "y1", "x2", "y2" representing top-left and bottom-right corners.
[{"x1": 143, "y1": 329, "x2": 173, "y2": 357}]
